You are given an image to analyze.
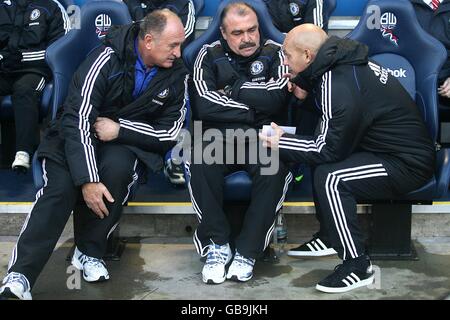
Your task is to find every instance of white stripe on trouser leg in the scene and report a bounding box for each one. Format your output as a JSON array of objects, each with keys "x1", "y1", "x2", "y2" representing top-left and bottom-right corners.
[
  {"x1": 332, "y1": 166, "x2": 388, "y2": 258},
  {"x1": 121, "y1": 160, "x2": 139, "y2": 205},
  {"x1": 325, "y1": 173, "x2": 351, "y2": 260},
  {"x1": 325, "y1": 164, "x2": 388, "y2": 260},
  {"x1": 35, "y1": 77, "x2": 45, "y2": 91},
  {"x1": 263, "y1": 221, "x2": 276, "y2": 252},
  {"x1": 106, "y1": 222, "x2": 119, "y2": 240},
  {"x1": 193, "y1": 229, "x2": 209, "y2": 257},
  {"x1": 263, "y1": 171, "x2": 293, "y2": 251},
  {"x1": 184, "y1": 161, "x2": 203, "y2": 222},
  {"x1": 8, "y1": 159, "x2": 49, "y2": 271},
  {"x1": 106, "y1": 160, "x2": 140, "y2": 240}
]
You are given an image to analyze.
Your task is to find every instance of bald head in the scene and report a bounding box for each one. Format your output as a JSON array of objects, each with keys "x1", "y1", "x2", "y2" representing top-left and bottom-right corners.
[
  {"x1": 283, "y1": 24, "x2": 328, "y2": 76},
  {"x1": 285, "y1": 24, "x2": 328, "y2": 55}
]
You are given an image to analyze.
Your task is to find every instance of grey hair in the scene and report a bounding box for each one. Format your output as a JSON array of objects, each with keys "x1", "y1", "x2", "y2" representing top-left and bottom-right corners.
[{"x1": 138, "y1": 9, "x2": 178, "y2": 39}]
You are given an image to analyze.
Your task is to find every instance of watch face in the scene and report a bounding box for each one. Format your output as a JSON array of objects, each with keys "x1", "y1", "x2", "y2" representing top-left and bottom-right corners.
[{"x1": 224, "y1": 85, "x2": 232, "y2": 96}]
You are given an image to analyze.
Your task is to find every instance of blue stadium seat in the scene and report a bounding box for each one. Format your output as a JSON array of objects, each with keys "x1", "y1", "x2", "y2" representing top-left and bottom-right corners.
[
  {"x1": 323, "y1": 0, "x2": 336, "y2": 22},
  {"x1": 32, "y1": 0, "x2": 132, "y2": 189},
  {"x1": 192, "y1": 0, "x2": 204, "y2": 15},
  {"x1": 182, "y1": 0, "x2": 285, "y2": 201},
  {"x1": 347, "y1": 0, "x2": 450, "y2": 200},
  {"x1": 346, "y1": 0, "x2": 449, "y2": 258}
]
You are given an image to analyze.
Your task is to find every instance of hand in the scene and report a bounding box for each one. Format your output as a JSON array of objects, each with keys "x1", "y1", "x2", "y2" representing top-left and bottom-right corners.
[
  {"x1": 287, "y1": 81, "x2": 308, "y2": 100},
  {"x1": 0, "y1": 50, "x2": 22, "y2": 72},
  {"x1": 258, "y1": 122, "x2": 284, "y2": 150},
  {"x1": 438, "y1": 77, "x2": 450, "y2": 98},
  {"x1": 81, "y1": 182, "x2": 115, "y2": 219},
  {"x1": 93, "y1": 117, "x2": 120, "y2": 141}
]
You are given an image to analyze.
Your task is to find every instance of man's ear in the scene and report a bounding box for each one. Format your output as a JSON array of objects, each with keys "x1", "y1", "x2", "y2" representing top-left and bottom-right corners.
[
  {"x1": 305, "y1": 48, "x2": 313, "y2": 64},
  {"x1": 144, "y1": 33, "x2": 154, "y2": 50}
]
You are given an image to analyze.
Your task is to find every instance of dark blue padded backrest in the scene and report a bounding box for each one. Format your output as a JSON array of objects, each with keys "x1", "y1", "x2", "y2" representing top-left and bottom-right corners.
[
  {"x1": 324, "y1": 0, "x2": 336, "y2": 18},
  {"x1": 347, "y1": 0, "x2": 446, "y2": 143},
  {"x1": 183, "y1": 0, "x2": 285, "y2": 71},
  {"x1": 192, "y1": 0, "x2": 204, "y2": 14},
  {"x1": 58, "y1": 0, "x2": 75, "y2": 8},
  {"x1": 45, "y1": 0, "x2": 132, "y2": 118}
]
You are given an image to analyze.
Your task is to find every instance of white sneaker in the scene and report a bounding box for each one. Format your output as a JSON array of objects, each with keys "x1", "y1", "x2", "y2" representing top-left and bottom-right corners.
[
  {"x1": 11, "y1": 151, "x2": 30, "y2": 172},
  {"x1": 0, "y1": 272, "x2": 32, "y2": 300},
  {"x1": 226, "y1": 251, "x2": 255, "y2": 282},
  {"x1": 202, "y1": 242, "x2": 232, "y2": 284},
  {"x1": 71, "y1": 247, "x2": 109, "y2": 282}
]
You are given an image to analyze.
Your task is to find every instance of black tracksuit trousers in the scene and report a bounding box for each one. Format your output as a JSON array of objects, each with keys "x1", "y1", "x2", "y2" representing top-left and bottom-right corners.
[
  {"x1": 7, "y1": 143, "x2": 138, "y2": 288},
  {"x1": 187, "y1": 138, "x2": 293, "y2": 260},
  {"x1": 0, "y1": 73, "x2": 46, "y2": 155},
  {"x1": 311, "y1": 151, "x2": 429, "y2": 261}
]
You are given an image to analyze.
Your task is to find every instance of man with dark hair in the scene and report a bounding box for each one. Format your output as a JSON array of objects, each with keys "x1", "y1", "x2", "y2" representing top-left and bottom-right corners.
[
  {"x1": 260, "y1": 24, "x2": 435, "y2": 293},
  {"x1": 0, "y1": 0, "x2": 70, "y2": 172},
  {"x1": 188, "y1": 2, "x2": 292, "y2": 284},
  {"x1": 0, "y1": 9, "x2": 188, "y2": 300},
  {"x1": 263, "y1": 0, "x2": 328, "y2": 33}
]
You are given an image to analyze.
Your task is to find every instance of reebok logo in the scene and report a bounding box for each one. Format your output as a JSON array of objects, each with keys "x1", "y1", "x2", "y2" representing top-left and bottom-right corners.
[
  {"x1": 386, "y1": 68, "x2": 406, "y2": 78},
  {"x1": 369, "y1": 62, "x2": 407, "y2": 84}
]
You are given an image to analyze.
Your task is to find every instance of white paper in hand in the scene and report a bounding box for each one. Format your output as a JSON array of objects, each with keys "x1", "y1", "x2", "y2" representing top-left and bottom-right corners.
[{"x1": 262, "y1": 125, "x2": 296, "y2": 137}]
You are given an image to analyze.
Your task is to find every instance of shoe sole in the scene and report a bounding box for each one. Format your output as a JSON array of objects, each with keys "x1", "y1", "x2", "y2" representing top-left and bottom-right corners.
[
  {"x1": 287, "y1": 248, "x2": 337, "y2": 257},
  {"x1": 226, "y1": 274, "x2": 253, "y2": 282},
  {"x1": 12, "y1": 166, "x2": 29, "y2": 174},
  {"x1": 71, "y1": 256, "x2": 110, "y2": 283},
  {"x1": 202, "y1": 274, "x2": 226, "y2": 284},
  {"x1": 0, "y1": 286, "x2": 32, "y2": 300},
  {"x1": 315, "y1": 274, "x2": 375, "y2": 293}
]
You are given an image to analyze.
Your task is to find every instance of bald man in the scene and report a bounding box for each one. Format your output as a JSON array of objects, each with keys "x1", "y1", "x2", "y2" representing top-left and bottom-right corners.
[{"x1": 260, "y1": 24, "x2": 435, "y2": 293}]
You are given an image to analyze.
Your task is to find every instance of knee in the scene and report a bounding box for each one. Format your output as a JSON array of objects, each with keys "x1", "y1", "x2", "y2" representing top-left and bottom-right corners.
[
  {"x1": 313, "y1": 165, "x2": 333, "y2": 192},
  {"x1": 12, "y1": 82, "x2": 40, "y2": 98},
  {"x1": 100, "y1": 160, "x2": 136, "y2": 186}
]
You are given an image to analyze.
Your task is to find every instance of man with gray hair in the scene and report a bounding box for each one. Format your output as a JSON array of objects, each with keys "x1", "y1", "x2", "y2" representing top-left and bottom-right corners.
[{"x1": 0, "y1": 9, "x2": 188, "y2": 300}]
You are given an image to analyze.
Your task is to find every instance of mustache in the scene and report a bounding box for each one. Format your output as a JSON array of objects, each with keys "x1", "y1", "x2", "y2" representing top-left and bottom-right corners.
[{"x1": 239, "y1": 42, "x2": 256, "y2": 50}]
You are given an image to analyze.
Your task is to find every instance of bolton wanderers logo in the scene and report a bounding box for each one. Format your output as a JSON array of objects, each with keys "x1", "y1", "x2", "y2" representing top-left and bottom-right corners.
[
  {"x1": 289, "y1": 2, "x2": 300, "y2": 16},
  {"x1": 380, "y1": 12, "x2": 398, "y2": 46},
  {"x1": 250, "y1": 61, "x2": 264, "y2": 76},
  {"x1": 157, "y1": 88, "x2": 169, "y2": 99},
  {"x1": 95, "y1": 14, "x2": 112, "y2": 39},
  {"x1": 30, "y1": 9, "x2": 40, "y2": 21}
]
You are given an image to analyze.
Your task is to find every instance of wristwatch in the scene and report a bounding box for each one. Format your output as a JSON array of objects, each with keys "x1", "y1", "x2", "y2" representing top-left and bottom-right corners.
[{"x1": 223, "y1": 84, "x2": 233, "y2": 97}]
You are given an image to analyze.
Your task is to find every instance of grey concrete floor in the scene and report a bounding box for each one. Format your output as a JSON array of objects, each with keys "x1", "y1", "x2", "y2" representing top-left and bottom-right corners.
[{"x1": 0, "y1": 236, "x2": 449, "y2": 300}]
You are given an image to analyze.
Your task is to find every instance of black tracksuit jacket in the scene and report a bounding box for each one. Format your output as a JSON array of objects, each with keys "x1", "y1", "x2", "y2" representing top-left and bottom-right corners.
[
  {"x1": 190, "y1": 38, "x2": 290, "y2": 132},
  {"x1": 279, "y1": 36, "x2": 435, "y2": 193},
  {"x1": 263, "y1": 0, "x2": 328, "y2": 33},
  {"x1": 37, "y1": 23, "x2": 189, "y2": 186},
  {"x1": 0, "y1": 0, "x2": 70, "y2": 77}
]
